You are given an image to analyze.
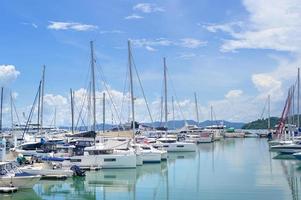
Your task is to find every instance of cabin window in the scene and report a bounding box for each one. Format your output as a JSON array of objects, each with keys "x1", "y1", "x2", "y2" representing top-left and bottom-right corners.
[
  {"x1": 142, "y1": 147, "x2": 151, "y2": 150},
  {"x1": 163, "y1": 145, "x2": 169, "y2": 148},
  {"x1": 104, "y1": 158, "x2": 116, "y2": 162},
  {"x1": 70, "y1": 159, "x2": 81, "y2": 162},
  {"x1": 176, "y1": 145, "x2": 184, "y2": 148}
]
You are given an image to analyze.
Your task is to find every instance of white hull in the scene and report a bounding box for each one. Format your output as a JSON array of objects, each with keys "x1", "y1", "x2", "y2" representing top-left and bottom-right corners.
[
  {"x1": 142, "y1": 152, "x2": 161, "y2": 163},
  {"x1": 154, "y1": 142, "x2": 196, "y2": 152},
  {"x1": 0, "y1": 175, "x2": 41, "y2": 188},
  {"x1": 136, "y1": 154, "x2": 143, "y2": 166},
  {"x1": 224, "y1": 132, "x2": 245, "y2": 138},
  {"x1": 63, "y1": 153, "x2": 137, "y2": 169},
  {"x1": 21, "y1": 167, "x2": 73, "y2": 177}
]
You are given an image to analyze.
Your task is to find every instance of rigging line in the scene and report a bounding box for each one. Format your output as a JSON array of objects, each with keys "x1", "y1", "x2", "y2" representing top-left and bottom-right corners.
[
  {"x1": 260, "y1": 97, "x2": 268, "y2": 119},
  {"x1": 11, "y1": 92, "x2": 21, "y2": 126},
  {"x1": 74, "y1": 102, "x2": 87, "y2": 131},
  {"x1": 95, "y1": 64, "x2": 123, "y2": 126},
  {"x1": 74, "y1": 89, "x2": 89, "y2": 130},
  {"x1": 120, "y1": 64, "x2": 129, "y2": 123},
  {"x1": 130, "y1": 53, "x2": 154, "y2": 124},
  {"x1": 22, "y1": 82, "x2": 41, "y2": 140},
  {"x1": 166, "y1": 68, "x2": 186, "y2": 121}
]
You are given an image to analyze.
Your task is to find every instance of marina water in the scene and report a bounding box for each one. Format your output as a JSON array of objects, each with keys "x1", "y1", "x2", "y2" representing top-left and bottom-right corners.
[{"x1": 1, "y1": 138, "x2": 300, "y2": 200}]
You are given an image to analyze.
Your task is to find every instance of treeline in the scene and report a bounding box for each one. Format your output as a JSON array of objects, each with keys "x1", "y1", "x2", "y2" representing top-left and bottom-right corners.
[{"x1": 242, "y1": 117, "x2": 280, "y2": 129}]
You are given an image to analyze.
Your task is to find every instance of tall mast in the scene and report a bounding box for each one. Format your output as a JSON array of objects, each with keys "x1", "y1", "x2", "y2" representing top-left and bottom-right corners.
[
  {"x1": 0, "y1": 87, "x2": 3, "y2": 133},
  {"x1": 90, "y1": 41, "x2": 96, "y2": 132},
  {"x1": 10, "y1": 92, "x2": 13, "y2": 132},
  {"x1": 70, "y1": 89, "x2": 74, "y2": 134},
  {"x1": 54, "y1": 107, "x2": 57, "y2": 128},
  {"x1": 210, "y1": 105, "x2": 213, "y2": 125},
  {"x1": 297, "y1": 68, "x2": 300, "y2": 128},
  {"x1": 268, "y1": 95, "x2": 271, "y2": 129},
  {"x1": 172, "y1": 96, "x2": 175, "y2": 130},
  {"x1": 37, "y1": 81, "x2": 41, "y2": 131},
  {"x1": 103, "y1": 92, "x2": 105, "y2": 133},
  {"x1": 164, "y1": 57, "x2": 168, "y2": 129},
  {"x1": 128, "y1": 40, "x2": 135, "y2": 137},
  {"x1": 40, "y1": 65, "x2": 45, "y2": 133},
  {"x1": 194, "y1": 92, "x2": 199, "y2": 125}
]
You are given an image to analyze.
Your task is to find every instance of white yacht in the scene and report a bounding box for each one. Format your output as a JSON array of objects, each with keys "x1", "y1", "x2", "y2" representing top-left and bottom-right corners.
[
  {"x1": 178, "y1": 124, "x2": 213, "y2": 143},
  {"x1": 0, "y1": 161, "x2": 41, "y2": 188},
  {"x1": 62, "y1": 141, "x2": 137, "y2": 169},
  {"x1": 20, "y1": 161, "x2": 74, "y2": 177},
  {"x1": 153, "y1": 138, "x2": 196, "y2": 152},
  {"x1": 133, "y1": 143, "x2": 166, "y2": 163},
  {"x1": 270, "y1": 141, "x2": 301, "y2": 154}
]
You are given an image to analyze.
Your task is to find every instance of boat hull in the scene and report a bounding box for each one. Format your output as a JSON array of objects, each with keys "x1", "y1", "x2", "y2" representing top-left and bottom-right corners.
[{"x1": 0, "y1": 175, "x2": 41, "y2": 188}]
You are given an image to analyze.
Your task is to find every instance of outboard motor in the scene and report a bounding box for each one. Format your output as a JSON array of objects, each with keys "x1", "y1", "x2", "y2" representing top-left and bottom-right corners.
[{"x1": 70, "y1": 165, "x2": 86, "y2": 176}]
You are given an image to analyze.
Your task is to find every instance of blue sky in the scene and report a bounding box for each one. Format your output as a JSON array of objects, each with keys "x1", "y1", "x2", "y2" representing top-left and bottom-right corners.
[{"x1": 0, "y1": 0, "x2": 300, "y2": 126}]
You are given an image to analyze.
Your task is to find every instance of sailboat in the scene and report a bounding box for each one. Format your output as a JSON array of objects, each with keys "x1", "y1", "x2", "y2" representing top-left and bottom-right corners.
[
  {"x1": 152, "y1": 58, "x2": 196, "y2": 152},
  {"x1": 63, "y1": 41, "x2": 137, "y2": 169}
]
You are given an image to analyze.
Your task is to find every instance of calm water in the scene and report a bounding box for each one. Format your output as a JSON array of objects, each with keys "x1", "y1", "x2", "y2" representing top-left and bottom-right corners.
[{"x1": 2, "y1": 138, "x2": 301, "y2": 200}]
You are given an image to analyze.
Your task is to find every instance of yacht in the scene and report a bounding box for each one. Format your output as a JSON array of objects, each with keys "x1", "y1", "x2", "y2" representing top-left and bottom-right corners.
[
  {"x1": 270, "y1": 141, "x2": 301, "y2": 154},
  {"x1": 62, "y1": 140, "x2": 137, "y2": 169},
  {"x1": 20, "y1": 161, "x2": 74, "y2": 177},
  {"x1": 133, "y1": 143, "x2": 166, "y2": 163},
  {"x1": 178, "y1": 125, "x2": 213, "y2": 143},
  {"x1": 0, "y1": 161, "x2": 41, "y2": 188},
  {"x1": 153, "y1": 138, "x2": 196, "y2": 152}
]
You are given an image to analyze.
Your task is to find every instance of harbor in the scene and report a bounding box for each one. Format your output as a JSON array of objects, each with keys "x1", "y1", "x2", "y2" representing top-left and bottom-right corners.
[
  {"x1": 1, "y1": 138, "x2": 301, "y2": 200},
  {"x1": 1, "y1": 0, "x2": 301, "y2": 199}
]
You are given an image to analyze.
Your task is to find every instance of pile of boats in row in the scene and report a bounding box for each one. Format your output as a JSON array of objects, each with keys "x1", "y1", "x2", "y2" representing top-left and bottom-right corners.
[
  {"x1": 269, "y1": 125, "x2": 301, "y2": 159},
  {"x1": 0, "y1": 124, "x2": 250, "y2": 191}
]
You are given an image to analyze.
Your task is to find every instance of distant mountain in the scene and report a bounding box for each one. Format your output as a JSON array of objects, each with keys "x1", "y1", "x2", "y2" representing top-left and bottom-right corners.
[
  {"x1": 143, "y1": 120, "x2": 245, "y2": 129},
  {"x1": 60, "y1": 120, "x2": 245, "y2": 131},
  {"x1": 242, "y1": 117, "x2": 279, "y2": 129}
]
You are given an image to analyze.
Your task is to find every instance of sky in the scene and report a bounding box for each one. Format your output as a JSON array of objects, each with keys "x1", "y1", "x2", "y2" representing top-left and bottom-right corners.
[{"x1": 0, "y1": 0, "x2": 300, "y2": 127}]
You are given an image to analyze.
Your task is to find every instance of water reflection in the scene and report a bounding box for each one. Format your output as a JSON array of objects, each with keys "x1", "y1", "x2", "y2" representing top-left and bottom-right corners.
[{"x1": 3, "y1": 139, "x2": 301, "y2": 199}]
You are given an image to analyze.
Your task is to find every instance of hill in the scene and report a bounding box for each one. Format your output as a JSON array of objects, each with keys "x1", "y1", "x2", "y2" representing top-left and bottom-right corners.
[{"x1": 242, "y1": 117, "x2": 279, "y2": 129}]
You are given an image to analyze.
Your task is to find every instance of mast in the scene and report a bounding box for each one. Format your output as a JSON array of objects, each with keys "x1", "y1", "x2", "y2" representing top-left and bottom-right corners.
[
  {"x1": 10, "y1": 92, "x2": 13, "y2": 132},
  {"x1": 194, "y1": 92, "x2": 199, "y2": 126},
  {"x1": 210, "y1": 105, "x2": 213, "y2": 125},
  {"x1": 40, "y1": 65, "x2": 45, "y2": 133},
  {"x1": 70, "y1": 89, "x2": 74, "y2": 134},
  {"x1": 268, "y1": 94, "x2": 271, "y2": 130},
  {"x1": 0, "y1": 87, "x2": 3, "y2": 133},
  {"x1": 297, "y1": 68, "x2": 300, "y2": 128},
  {"x1": 103, "y1": 92, "x2": 105, "y2": 133},
  {"x1": 90, "y1": 41, "x2": 96, "y2": 132},
  {"x1": 164, "y1": 57, "x2": 168, "y2": 129},
  {"x1": 37, "y1": 81, "x2": 41, "y2": 132},
  {"x1": 128, "y1": 40, "x2": 135, "y2": 137},
  {"x1": 172, "y1": 96, "x2": 175, "y2": 130}
]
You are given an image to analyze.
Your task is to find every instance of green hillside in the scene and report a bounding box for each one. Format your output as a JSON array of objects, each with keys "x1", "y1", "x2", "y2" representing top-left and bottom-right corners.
[{"x1": 242, "y1": 117, "x2": 280, "y2": 129}]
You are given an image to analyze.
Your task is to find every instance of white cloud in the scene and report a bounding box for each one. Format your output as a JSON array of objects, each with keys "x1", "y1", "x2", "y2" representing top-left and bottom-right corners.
[
  {"x1": 145, "y1": 46, "x2": 157, "y2": 52},
  {"x1": 177, "y1": 53, "x2": 196, "y2": 59},
  {"x1": 133, "y1": 3, "x2": 165, "y2": 13},
  {"x1": 47, "y1": 21, "x2": 98, "y2": 31},
  {"x1": 225, "y1": 90, "x2": 243, "y2": 99},
  {"x1": 204, "y1": 0, "x2": 301, "y2": 53},
  {"x1": 124, "y1": 14, "x2": 144, "y2": 20},
  {"x1": 179, "y1": 38, "x2": 207, "y2": 48},
  {"x1": 131, "y1": 38, "x2": 206, "y2": 51},
  {"x1": 22, "y1": 22, "x2": 38, "y2": 29},
  {"x1": 99, "y1": 30, "x2": 125, "y2": 34},
  {"x1": 0, "y1": 65, "x2": 20, "y2": 86}
]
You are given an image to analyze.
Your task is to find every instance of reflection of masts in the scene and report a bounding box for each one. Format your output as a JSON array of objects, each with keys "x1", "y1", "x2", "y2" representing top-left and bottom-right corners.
[{"x1": 280, "y1": 160, "x2": 299, "y2": 200}]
